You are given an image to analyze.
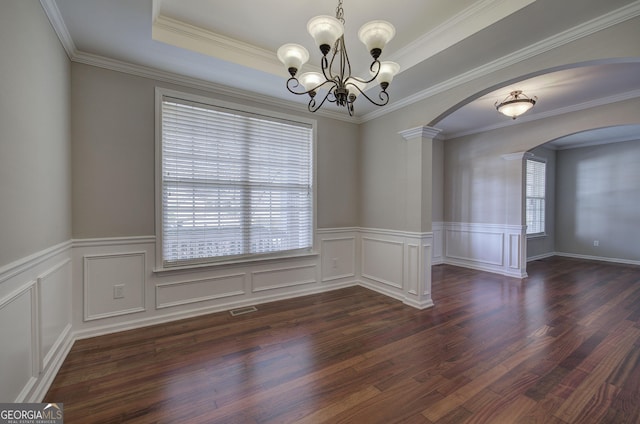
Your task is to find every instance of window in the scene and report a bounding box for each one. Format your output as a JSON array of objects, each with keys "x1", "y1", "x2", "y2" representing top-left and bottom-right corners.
[
  {"x1": 525, "y1": 158, "x2": 546, "y2": 235},
  {"x1": 156, "y1": 89, "x2": 314, "y2": 267}
]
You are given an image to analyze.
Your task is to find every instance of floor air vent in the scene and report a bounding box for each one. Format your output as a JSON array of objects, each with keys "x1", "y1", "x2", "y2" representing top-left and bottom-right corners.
[{"x1": 229, "y1": 306, "x2": 258, "y2": 316}]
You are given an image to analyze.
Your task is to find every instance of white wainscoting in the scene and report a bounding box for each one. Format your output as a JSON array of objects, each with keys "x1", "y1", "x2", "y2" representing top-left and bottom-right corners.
[
  {"x1": 319, "y1": 233, "x2": 357, "y2": 283},
  {"x1": 72, "y1": 230, "x2": 359, "y2": 339},
  {"x1": 0, "y1": 224, "x2": 530, "y2": 402},
  {"x1": 440, "y1": 222, "x2": 527, "y2": 278},
  {"x1": 0, "y1": 242, "x2": 73, "y2": 403},
  {"x1": 359, "y1": 228, "x2": 434, "y2": 309},
  {"x1": 432, "y1": 222, "x2": 444, "y2": 265}
]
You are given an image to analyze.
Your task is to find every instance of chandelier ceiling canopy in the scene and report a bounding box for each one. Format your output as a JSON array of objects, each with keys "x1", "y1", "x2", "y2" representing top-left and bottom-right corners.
[{"x1": 277, "y1": 0, "x2": 400, "y2": 116}]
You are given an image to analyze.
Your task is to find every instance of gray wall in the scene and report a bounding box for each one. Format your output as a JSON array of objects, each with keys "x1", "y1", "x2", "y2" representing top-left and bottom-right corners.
[
  {"x1": 556, "y1": 139, "x2": 640, "y2": 261},
  {"x1": 442, "y1": 99, "x2": 640, "y2": 227},
  {"x1": 71, "y1": 63, "x2": 360, "y2": 239},
  {"x1": 0, "y1": 1, "x2": 71, "y2": 267},
  {"x1": 359, "y1": 15, "x2": 640, "y2": 233},
  {"x1": 526, "y1": 146, "x2": 556, "y2": 259}
]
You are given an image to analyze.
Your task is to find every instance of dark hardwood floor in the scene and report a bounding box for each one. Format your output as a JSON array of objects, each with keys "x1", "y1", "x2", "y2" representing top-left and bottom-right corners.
[{"x1": 45, "y1": 257, "x2": 640, "y2": 423}]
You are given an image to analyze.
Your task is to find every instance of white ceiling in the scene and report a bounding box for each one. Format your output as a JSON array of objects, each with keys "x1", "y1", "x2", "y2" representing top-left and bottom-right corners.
[{"x1": 47, "y1": 0, "x2": 640, "y2": 145}]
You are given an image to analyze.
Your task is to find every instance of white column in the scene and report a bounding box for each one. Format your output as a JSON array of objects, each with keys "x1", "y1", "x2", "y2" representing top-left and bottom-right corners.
[{"x1": 397, "y1": 126, "x2": 442, "y2": 309}]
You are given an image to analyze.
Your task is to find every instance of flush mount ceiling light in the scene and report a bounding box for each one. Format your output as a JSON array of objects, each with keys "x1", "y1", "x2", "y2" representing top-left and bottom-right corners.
[
  {"x1": 277, "y1": 0, "x2": 400, "y2": 116},
  {"x1": 495, "y1": 90, "x2": 537, "y2": 119}
]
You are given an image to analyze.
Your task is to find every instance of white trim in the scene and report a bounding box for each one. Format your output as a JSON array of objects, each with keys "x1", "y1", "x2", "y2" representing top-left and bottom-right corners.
[
  {"x1": 72, "y1": 236, "x2": 155, "y2": 248},
  {"x1": 0, "y1": 241, "x2": 71, "y2": 285},
  {"x1": 151, "y1": 15, "x2": 289, "y2": 78},
  {"x1": 398, "y1": 126, "x2": 443, "y2": 141},
  {"x1": 83, "y1": 252, "x2": 147, "y2": 321},
  {"x1": 154, "y1": 87, "x2": 318, "y2": 270},
  {"x1": 36, "y1": 259, "x2": 71, "y2": 371},
  {"x1": 554, "y1": 252, "x2": 640, "y2": 266},
  {"x1": 155, "y1": 273, "x2": 246, "y2": 309},
  {"x1": 74, "y1": 280, "x2": 357, "y2": 341},
  {"x1": 361, "y1": 1, "x2": 640, "y2": 123},
  {"x1": 41, "y1": 0, "x2": 640, "y2": 124},
  {"x1": 320, "y1": 236, "x2": 357, "y2": 283},
  {"x1": 448, "y1": 88, "x2": 640, "y2": 140},
  {"x1": 388, "y1": 0, "x2": 536, "y2": 72},
  {"x1": 77, "y1": 51, "x2": 354, "y2": 123},
  {"x1": 39, "y1": 0, "x2": 76, "y2": 58},
  {"x1": 501, "y1": 152, "x2": 533, "y2": 161},
  {"x1": 251, "y1": 264, "x2": 318, "y2": 293}
]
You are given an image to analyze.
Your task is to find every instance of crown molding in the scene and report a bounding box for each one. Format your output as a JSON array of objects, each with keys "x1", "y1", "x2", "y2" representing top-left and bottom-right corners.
[
  {"x1": 361, "y1": 0, "x2": 640, "y2": 123},
  {"x1": 549, "y1": 133, "x2": 640, "y2": 151},
  {"x1": 398, "y1": 126, "x2": 443, "y2": 141},
  {"x1": 445, "y1": 88, "x2": 640, "y2": 140},
  {"x1": 72, "y1": 51, "x2": 356, "y2": 123},
  {"x1": 40, "y1": 0, "x2": 640, "y2": 125},
  {"x1": 152, "y1": 15, "x2": 287, "y2": 78},
  {"x1": 39, "y1": 0, "x2": 77, "y2": 58},
  {"x1": 501, "y1": 152, "x2": 532, "y2": 161},
  {"x1": 390, "y1": 0, "x2": 535, "y2": 72}
]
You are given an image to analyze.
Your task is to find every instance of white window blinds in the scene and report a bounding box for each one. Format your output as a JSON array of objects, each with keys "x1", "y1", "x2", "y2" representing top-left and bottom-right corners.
[
  {"x1": 160, "y1": 96, "x2": 313, "y2": 266},
  {"x1": 526, "y1": 159, "x2": 546, "y2": 235}
]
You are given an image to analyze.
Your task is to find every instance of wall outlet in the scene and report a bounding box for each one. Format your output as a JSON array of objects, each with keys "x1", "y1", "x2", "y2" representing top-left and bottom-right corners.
[
  {"x1": 593, "y1": 240, "x2": 599, "y2": 247},
  {"x1": 113, "y1": 284, "x2": 125, "y2": 299},
  {"x1": 332, "y1": 258, "x2": 338, "y2": 269}
]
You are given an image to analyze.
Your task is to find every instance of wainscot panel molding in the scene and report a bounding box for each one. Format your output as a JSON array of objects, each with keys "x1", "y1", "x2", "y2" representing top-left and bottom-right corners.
[
  {"x1": 83, "y1": 252, "x2": 147, "y2": 321},
  {"x1": 319, "y1": 233, "x2": 357, "y2": 283},
  {"x1": 155, "y1": 273, "x2": 246, "y2": 309},
  {"x1": 71, "y1": 232, "x2": 359, "y2": 341},
  {"x1": 0, "y1": 242, "x2": 73, "y2": 403},
  {"x1": 432, "y1": 222, "x2": 444, "y2": 265},
  {"x1": 359, "y1": 228, "x2": 435, "y2": 309},
  {"x1": 441, "y1": 222, "x2": 527, "y2": 278}
]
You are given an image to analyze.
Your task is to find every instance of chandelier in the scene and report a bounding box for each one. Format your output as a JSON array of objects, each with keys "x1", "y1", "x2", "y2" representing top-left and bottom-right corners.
[
  {"x1": 277, "y1": 0, "x2": 400, "y2": 116},
  {"x1": 495, "y1": 90, "x2": 537, "y2": 119}
]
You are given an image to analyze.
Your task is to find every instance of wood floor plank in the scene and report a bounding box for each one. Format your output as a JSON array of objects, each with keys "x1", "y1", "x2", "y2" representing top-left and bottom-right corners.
[{"x1": 44, "y1": 257, "x2": 640, "y2": 423}]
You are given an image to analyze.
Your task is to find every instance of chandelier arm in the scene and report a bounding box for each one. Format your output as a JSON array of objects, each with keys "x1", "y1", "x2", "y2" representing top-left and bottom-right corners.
[
  {"x1": 285, "y1": 77, "x2": 329, "y2": 96},
  {"x1": 349, "y1": 87, "x2": 390, "y2": 107},
  {"x1": 326, "y1": 42, "x2": 342, "y2": 82},
  {"x1": 339, "y1": 37, "x2": 353, "y2": 84},
  {"x1": 279, "y1": 0, "x2": 395, "y2": 115},
  {"x1": 308, "y1": 87, "x2": 336, "y2": 112},
  {"x1": 368, "y1": 60, "x2": 382, "y2": 80},
  {"x1": 320, "y1": 55, "x2": 334, "y2": 82}
]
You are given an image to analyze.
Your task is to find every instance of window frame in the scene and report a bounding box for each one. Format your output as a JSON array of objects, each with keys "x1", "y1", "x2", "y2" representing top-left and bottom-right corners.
[
  {"x1": 525, "y1": 157, "x2": 546, "y2": 238},
  {"x1": 154, "y1": 87, "x2": 317, "y2": 271}
]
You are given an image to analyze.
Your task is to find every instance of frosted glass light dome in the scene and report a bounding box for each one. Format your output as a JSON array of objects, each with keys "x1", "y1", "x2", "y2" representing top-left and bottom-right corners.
[
  {"x1": 307, "y1": 15, "x2": 344, "y2": 53},
  {"x1": 358, "y1": 20, "x2": 396, "y2": 58},
  {"x1": 372, "y1": 61, "x2": 400, "y2": 86},
  {"x1": 277, "y1": 43, "x2": 310, "y2": 76},
  {"x1": 298, "y1": 72, "x2": 325, "y2": 92}
]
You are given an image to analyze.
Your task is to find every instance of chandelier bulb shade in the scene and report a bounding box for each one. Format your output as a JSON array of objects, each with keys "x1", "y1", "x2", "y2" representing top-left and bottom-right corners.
[
  {"x1": 358, "y1": 20, "x2": 396, "y2": 59},
  {"x1": 307, "y1": 15, "x2": 344, "y2": 56},
  {"x1": 495, "y1": 90, "x2": 537, "y2": 119},
  {"x1": 276, "y1": 43, "x2": 309, "y2": 77},
  {"x1": 277, "y1": 0, "x2": 399, "y2": 116}
]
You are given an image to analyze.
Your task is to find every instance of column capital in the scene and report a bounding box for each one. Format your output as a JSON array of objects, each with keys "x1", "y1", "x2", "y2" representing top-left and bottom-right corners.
[
  {"x1": 501, "y1": 151, "x2": 534, "y2": 161},
  {"x1": 399, "y1": 125, "x2": 442, "y2": 141}
]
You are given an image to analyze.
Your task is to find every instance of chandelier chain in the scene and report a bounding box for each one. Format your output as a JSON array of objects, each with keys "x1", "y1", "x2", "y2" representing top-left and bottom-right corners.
[{"x1": 336, "y1": 0, "x2": 345, "y2": 23}]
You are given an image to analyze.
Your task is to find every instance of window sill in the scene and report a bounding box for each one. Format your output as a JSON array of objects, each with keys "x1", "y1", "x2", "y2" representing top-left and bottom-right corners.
[
  {"x1": 527, "y1": 233, "x2": 547, "y2": 240},
  {"x1": 153, "y1": 251, "x2": 319, "y2": 274}
]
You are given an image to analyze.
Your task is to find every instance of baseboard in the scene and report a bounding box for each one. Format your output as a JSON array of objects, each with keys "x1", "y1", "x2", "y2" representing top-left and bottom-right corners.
[
  {"x1": 554, "y1": 252, "x2": 640, "y2": 266},
  {"x1": 29, "y1": 325, "x2": 75, "y2": 402},
  {"x1": 527, "y1": 252, "x2": 555, "y2": 262},
  {"x1": 74, "y1": 279, "x2": 359, "y2": 341}
]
